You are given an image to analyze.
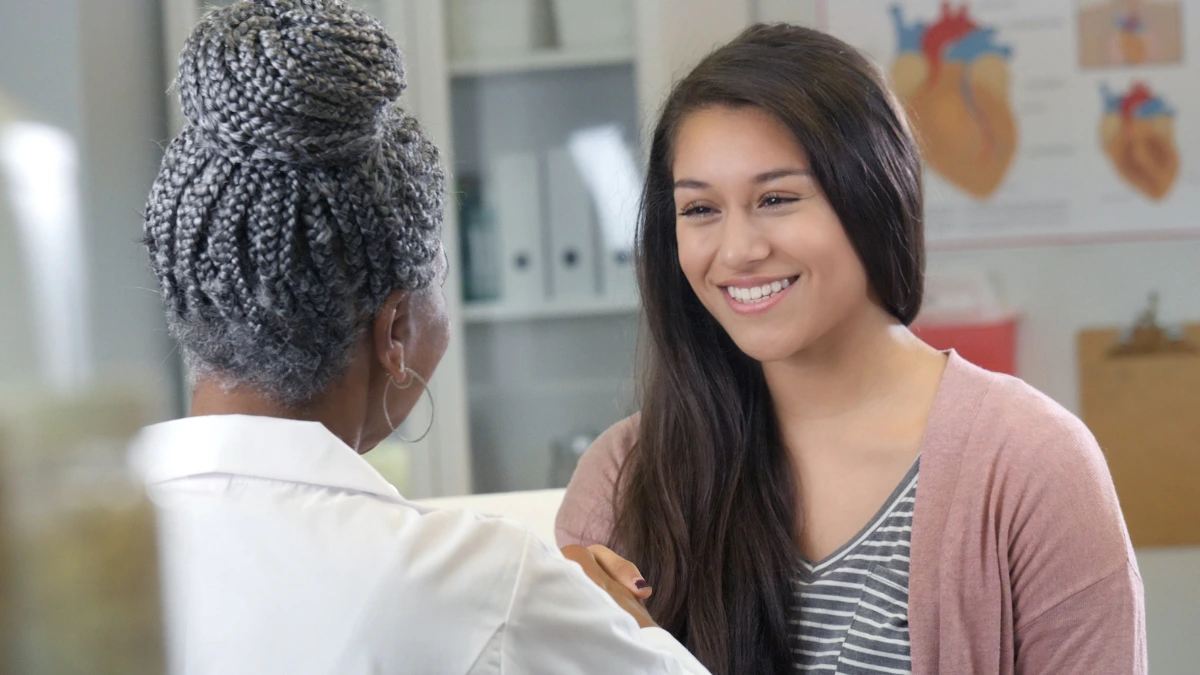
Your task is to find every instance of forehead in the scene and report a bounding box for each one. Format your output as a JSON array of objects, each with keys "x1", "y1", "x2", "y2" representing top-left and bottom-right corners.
[{"x1": 671, "y1": 106, "x2": 810, "y2": 177}]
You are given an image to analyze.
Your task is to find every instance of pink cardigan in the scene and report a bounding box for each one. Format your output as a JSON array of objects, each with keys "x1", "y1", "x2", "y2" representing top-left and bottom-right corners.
[{"x1": 556, "y1": 352, "x2": 1147, "y2": 675}]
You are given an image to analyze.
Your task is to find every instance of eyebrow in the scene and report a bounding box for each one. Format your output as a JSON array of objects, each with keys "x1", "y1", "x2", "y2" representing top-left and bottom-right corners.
[{"x1": 673, "y1": 168, "x2": 812, "y2": 190}]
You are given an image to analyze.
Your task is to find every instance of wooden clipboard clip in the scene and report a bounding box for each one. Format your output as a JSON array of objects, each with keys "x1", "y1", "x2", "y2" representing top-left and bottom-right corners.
[{"x1": 1111, "y1": 291, "x2": 1196, "y2": 357}]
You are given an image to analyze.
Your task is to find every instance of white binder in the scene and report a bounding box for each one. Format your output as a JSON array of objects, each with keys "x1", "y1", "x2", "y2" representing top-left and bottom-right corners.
[
  {"x1": 602, "y1": 245, "x2": 638, "y2": 304},
  {"x1": 566, "y1": 125, "x2": 641, "y2": 304},
  {"x1": 486, "y1": 152, "x2": 546, "y2": 307},
  {"x1": 545, "y1": 147, "x2": 598, "y2": 301}
]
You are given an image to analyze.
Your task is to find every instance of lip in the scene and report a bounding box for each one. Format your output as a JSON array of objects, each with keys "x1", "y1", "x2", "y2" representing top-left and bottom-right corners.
[
  {"x1": 719, "y1": 275, "x2": 799, "y2": 315},
  {"x1": 717, "y1": 275, "x2": 795, "y2": 289}
]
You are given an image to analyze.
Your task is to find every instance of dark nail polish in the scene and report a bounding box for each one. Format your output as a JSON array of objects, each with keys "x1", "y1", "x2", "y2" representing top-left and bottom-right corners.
[{"x1": 635, "y1": 579, "x2": 650, "y2": 590}]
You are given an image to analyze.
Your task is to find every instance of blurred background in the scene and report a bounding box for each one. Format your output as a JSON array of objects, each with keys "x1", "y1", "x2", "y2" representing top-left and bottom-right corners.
[{"x1": 0, "y1": 0, "x2": 1196, "y2": 672}]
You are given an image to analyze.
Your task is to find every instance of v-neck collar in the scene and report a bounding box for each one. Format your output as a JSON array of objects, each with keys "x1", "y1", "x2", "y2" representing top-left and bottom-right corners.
[
  {"x1": 794, "y1": 349, "x2": 961, "y2": 579},
  {"x1": 798, "y1": 455, "x2": 920, "y2": 579}
]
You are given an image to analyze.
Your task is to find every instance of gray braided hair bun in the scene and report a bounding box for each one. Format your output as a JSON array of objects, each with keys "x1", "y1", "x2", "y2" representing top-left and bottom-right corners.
[{"x1": 144, "y1": 0, "x2": 444, "y2": 405}]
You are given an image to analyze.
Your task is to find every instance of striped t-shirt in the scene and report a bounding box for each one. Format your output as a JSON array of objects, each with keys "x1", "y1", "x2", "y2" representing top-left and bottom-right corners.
[{"x1": 791, "y1": 458, "x2": 919, "y2": 674}]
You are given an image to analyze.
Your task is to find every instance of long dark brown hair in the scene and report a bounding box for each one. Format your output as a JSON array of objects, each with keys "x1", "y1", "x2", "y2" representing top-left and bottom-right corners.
[{"x1": 613, "y1": 24, "x2": 925, "y2": 674}]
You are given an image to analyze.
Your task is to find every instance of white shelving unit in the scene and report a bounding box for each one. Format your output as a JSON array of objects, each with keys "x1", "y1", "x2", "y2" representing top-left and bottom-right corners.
[
  {"x1": 462, "y1": 296, "x2": 639, "y2": 324},
  {"x1": 161, "y1": 0, "x2": 821, "y2": 497},
  {"x1": 425, "y1": 0, "x2": 759, "y2": 495},
  {"x1": 449, "y1": 46, "x2": 635, "y2": 78}
]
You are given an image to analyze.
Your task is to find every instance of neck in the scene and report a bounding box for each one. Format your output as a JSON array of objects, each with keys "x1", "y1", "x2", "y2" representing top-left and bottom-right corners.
[
  {"x1": 189, "y1": 375, "x2": 370, "y2": 452},
  {"x1": 762, "y1": 304, "x2": 940, "y2": 424}
]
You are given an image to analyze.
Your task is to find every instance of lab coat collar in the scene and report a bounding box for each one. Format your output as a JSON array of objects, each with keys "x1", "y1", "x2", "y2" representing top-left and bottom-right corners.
[{"x1": 133, "y1": 414, "x2": 402, "y2": 501}]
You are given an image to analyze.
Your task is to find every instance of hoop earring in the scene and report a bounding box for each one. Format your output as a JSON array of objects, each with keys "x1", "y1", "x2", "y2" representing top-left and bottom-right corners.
[{"x1": 383, "y1": 367, "x2": 435, "y2": 443}]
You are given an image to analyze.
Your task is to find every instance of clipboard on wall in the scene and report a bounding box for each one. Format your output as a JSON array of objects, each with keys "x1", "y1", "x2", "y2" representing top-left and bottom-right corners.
[{"x1": 1078, "y1": 294, "x2": 1200, "y2": 548}]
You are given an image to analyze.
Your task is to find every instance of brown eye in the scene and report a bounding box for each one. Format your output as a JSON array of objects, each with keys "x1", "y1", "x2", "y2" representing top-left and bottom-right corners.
[{"x1": 760, "y1": 194, "x2": 798, "y2": 209}]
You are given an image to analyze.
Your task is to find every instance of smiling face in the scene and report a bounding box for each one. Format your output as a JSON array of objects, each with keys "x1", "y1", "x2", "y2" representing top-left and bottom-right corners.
[{"x1": 672, "y1": 105, "x2": 877, "y2": 363}]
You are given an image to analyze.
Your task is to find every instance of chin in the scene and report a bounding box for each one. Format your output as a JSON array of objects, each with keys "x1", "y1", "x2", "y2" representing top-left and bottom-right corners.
[{"x1": 726, "y1": 331, "x2": 811, "y2": 364}]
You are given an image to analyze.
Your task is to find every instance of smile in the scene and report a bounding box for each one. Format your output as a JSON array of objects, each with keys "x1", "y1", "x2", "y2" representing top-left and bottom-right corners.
[{"x1": 721, "y1": 276, "x2": 800, "y2": 313}]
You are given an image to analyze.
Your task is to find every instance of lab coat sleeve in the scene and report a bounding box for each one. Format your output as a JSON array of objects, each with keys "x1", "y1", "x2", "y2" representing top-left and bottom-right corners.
[{"x1": 494, "y1": 532, "x2": 711, "y2": 675}]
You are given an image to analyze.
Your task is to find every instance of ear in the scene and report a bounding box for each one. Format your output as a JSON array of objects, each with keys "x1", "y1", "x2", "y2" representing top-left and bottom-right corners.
[{"x1": 373, "y1": 290, "x2": 413, "y2": 382}]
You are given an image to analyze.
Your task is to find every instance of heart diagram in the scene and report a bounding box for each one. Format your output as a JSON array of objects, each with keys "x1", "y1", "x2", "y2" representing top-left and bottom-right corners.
[
  {"x1": 1077, "y1": 1, "x2": 1184, "y2": 69},
  {"x1": 1100, "y1": 82, "x2": 1180, "y2": 201},
  {"x1": 1115, "y1": 11, "x2": 1149, "y2": 65},
  {"x1": 890, "y1": 3, "x2": 1018, "y2": 200}
]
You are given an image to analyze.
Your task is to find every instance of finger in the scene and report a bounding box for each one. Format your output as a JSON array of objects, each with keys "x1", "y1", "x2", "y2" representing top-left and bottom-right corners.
[
  {"x1": 560, "y1": 545, "x2": 606, "y2": 587},
  {"x1": 588, "y1": 544, "x2": 652, "y2": 599},
  {"x1": 560, "y1": 547, "x2": 657, "y2": 629}
]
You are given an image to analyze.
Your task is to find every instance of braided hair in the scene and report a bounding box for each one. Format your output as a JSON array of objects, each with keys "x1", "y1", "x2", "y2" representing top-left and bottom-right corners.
[{"x1": 144, "y1": 0, "x2": 444, "y2": 405}]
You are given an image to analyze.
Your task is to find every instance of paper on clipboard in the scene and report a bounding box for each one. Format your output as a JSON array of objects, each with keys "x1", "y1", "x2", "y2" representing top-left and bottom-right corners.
[{"x1": 1078, "y1": 298, "x2": 1200, "y2": 548}]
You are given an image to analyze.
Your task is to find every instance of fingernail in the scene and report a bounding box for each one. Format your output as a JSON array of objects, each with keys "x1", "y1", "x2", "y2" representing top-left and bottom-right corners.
[{"x1": 635, "y1": 579, "x2": 650, "y2": 590}]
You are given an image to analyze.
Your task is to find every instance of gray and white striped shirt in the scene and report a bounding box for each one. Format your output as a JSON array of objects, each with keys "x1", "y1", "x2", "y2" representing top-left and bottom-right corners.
[{"x1": 791, "y1": 458, "x2": 919, "y2": 674}]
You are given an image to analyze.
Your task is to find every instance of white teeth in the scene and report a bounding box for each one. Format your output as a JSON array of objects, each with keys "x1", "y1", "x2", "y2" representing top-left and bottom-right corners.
[{"x1": 727, "y1": 277, "x2": 796, "y2": 304}]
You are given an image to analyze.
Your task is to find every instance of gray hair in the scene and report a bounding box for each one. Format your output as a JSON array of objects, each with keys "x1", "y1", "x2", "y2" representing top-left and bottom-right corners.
[{"x1": 144, "y1": 0, "x2": 444, "y2": 405}]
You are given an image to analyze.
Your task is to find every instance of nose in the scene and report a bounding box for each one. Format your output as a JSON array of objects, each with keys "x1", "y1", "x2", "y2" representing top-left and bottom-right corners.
[{"x1": 718, "y1": 209, "x2": 770, "y2": 270}]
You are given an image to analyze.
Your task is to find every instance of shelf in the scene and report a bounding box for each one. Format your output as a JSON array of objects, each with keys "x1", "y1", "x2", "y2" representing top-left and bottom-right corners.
[
  {"x1": 449, "y1": 46, "x2": 635, "y2": 77},
  {"x1": 467, "y1": 377, "x2": 634, "y2": 399},
  {"x1": 462, "y1": 296, "x2": 640, "y2": 323}
]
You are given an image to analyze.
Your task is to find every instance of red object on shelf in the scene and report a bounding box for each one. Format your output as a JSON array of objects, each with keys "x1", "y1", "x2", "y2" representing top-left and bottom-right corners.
[{"x1": 913, "y1": 315, "x2": 1018, "y2": 375}]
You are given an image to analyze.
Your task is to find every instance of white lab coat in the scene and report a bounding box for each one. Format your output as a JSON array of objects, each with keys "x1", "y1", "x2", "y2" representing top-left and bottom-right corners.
[{"x1": 133, "y1": 415, "x2": 709, "y2": 675}]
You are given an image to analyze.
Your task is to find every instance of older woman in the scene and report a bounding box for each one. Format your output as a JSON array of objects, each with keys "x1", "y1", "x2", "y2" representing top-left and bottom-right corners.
[{"x1": 133, "y1": 1, "x2": 708, "y2": 673}]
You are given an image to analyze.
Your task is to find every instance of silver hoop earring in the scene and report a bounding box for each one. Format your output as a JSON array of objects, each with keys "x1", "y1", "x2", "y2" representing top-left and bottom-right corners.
[{"x1": 383, "y1": 367, "x2": 435, "y2": 443}]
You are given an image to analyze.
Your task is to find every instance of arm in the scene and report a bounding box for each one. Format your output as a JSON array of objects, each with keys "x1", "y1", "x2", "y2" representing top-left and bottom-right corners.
[
  {"x1": 555, "y1": 415, "x2": 638, "y2": 548},
  {"x1": 497, "y1": 532, "x2": 710, "y2": 675},
  {"x1": 1007, "y1": 413, "x2": 1147, "y2": 674},
  {"x1": 1014, "y1": 562, "x2": 1145, "y2": 675}
]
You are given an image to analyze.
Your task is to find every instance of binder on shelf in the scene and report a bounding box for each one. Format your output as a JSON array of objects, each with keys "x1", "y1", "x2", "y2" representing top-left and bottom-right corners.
[
  {"x1": 457, "y1": 174, "x2": 500, "y2": 302},
  {"x1": 486, "y1": 152, "x2": 546, "y2": 307},
  {"x1": 545, "y1": 147, "x2": 599, "y2": 301},
  {"x1": 1078, "y1": 293, "x2": 1200, "y2": 548},
  {"x1": 602, "y1": 246, "x2": 638, "y2": 304},
  {"x1": 566, "y1": 124, "x2": 641, "y2": 304}
]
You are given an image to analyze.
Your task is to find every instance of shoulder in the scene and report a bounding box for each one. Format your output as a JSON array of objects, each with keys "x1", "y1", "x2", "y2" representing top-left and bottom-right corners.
[
  {"x1": 931, "y1": 355, "x2": 1129, "y2": 552},
  {"x1": 579, "y1": 413, "x2": 641, "y2": 481},
  {"x1": 941, "y1": 355, "x2": 1104, "y2": 477},
  {"x1": 554, "y1": 414, "x2": 640, "y2": 548},
  {"x1": 951, "y1": 360, "x2": 1122, "y2": 526},
  {"x1": 941, "y1": 357, "x2": 1137, "y2": 575},
  {"x1": 376, "y1": 502, "x2": 540, "y2": 615},
  {"x1": 394, "y1": 498, "x2": 535, "y2": 557},
  {"x1": 295, "y1": 500, "x2": 539, "y2": 669}
]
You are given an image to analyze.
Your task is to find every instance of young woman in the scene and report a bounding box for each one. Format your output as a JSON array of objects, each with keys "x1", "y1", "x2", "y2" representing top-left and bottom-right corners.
[
  {"x1": 557, "y1": 23, "x2": 1145, "y2": 675},
  {"x1": 135, "y1": 1, "x2": 708, "y2": 672}
]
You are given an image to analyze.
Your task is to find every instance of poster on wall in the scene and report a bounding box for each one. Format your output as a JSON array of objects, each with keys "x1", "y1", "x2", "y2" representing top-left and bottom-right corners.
[{"x1": 823, "y1": 0, "x2": 1200, "y2": 246}]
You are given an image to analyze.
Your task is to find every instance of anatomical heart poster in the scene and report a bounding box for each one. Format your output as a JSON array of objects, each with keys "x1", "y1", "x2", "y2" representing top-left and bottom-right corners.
[
  {"x1": 826, "y1": 0, "x2": 1199, "y2": 246},
  {"x1": 1078, "y1": 0, "x2": 1184, "y2": 68}
]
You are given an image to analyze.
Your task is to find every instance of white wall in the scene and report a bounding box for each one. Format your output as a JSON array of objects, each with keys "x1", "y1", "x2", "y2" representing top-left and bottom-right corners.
[
  {"x1": 930, "y1": 239, "x2": 1200, "y2": 674},
  {"x1": 0, "y1": 0, "x2": 177, "y2": 412},
  {"x1": 77, "y1": 0, "x2": 178, "y2": 413},
  {"x1": 0, "y1": 0, "x2": 82, "y2": 386},
  {"x1": 0, "y1": 0, "x2": 82, "y2": 135}
]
